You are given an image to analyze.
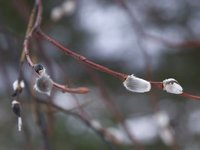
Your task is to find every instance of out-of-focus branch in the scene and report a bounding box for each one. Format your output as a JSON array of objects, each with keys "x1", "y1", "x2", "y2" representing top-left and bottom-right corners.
[
  {"x1": 89, "y1": 72, "x2": 144, "y2": 150},
  {"x1": 115, "y1": 0, "x2": 200, "y2": 50},
  {"x1": 17, "y1": 0, "x2": 38, "y2": 82},
  {"x1": 36, "y1": 99, "x2": 117, "y2": 150},
  {"x1": 35, "y1": 100, "x2": 51, "y2": 150},
  {"x1": 113, "y1": 2, "x2": 180, "y2": 149}
]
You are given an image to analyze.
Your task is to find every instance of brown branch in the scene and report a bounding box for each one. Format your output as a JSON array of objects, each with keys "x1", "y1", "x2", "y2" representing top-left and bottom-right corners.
[
  {"x1": 36, "y1": 99, "x2": 117, "y2": 150},
  {"x1": 16, "y1": 0, "x2": 89, "y2": 95},
  {"x1": 90, "y1": 72, "x2": 144, "y2": 150},
  {"x1": 181, "y1": 92, "x2": 200, "y2": 100},
  {"x1": 37, "y1": 29, "x2": 128, "y2": 81},
  {"x1": 17, "y1": 0, "x2": 38, "y2": 82},
  {"x1": 53, "y1": 82, "x2": 89, "y2": 94},
  {"x1": 37, "y1": 28, "x2": 200, "y2": 101},
  {"x1": 150, "y1": 81, "x2": 200, "y2": 100},
  {"x1": 34, "y1": 0, "x2": 43, "y2": 28},
  {"x1": 115, "y1": 0, "x2": 200, "y2": 50},
  {"x1": 113, "y1": 2, "x2": 180, "y2": 149}
]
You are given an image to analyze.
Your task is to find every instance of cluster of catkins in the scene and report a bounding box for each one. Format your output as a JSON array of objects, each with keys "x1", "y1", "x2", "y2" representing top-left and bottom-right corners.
[
  {"x1": 123, "y1": 74, "x2": 183, "y2": 94},
  {"x1": 11, "y1": 64, "x2": 183, "y2": 131},
  {"x1": 12, "y1": 80, "x2": 24, "y2": 131},
  {"x1": 12, "y1": 64, "x2": 53, "y2": 131}
]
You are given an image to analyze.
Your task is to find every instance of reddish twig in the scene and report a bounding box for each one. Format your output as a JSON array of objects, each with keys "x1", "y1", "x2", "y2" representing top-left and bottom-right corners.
[
  {"x1": 150, "y1": 81, "x2": 200, "y2": 100},
  {"x1": 36, "y1": 98, "x2": 117, "y2": 150},
  {"x1": 181, "y1": 92, "x2": 200, "y2": 100},
  {"x1": 37, "y1": 28, "x2": 200, "y2": 101},
  {"x1": 53, "y1": 82, "x2": 89, "y2": 94},
  {"x1": 89, "y1": 72, "x2": 144, "y2": 150},
  {"x1": 37, "y1": 29, "x2": 127, "y2": 81},
  {"x1": 20, "y1": 0, "x2": 89, "y2": 94}
]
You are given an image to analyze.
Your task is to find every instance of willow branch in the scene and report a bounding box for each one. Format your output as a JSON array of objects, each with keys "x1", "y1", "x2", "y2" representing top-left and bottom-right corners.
[
  {"x1": 36, "y1": 99, "x2": 117, "y2": 150},
  {"x1": 150, "y1": 81, "x2": 200, "y2": 100},
  {"x1": 20, "y1": 0, "x2": 89, "y2": 94},
  {"x1": 37, "y1": 29, "x2": 127, "y2": 81}
]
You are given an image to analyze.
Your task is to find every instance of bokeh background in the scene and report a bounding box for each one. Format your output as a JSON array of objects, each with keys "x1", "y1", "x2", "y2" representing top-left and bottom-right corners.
[{"x1": 1, "y1": 0, "x2": 200, "y2": 149}]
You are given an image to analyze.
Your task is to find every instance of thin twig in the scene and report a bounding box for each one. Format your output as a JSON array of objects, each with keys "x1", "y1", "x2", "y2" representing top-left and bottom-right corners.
[
  {"x1": 37, "y1": 28, "x2": 200, "y2": 101},
  {"x1": 17, "y1": 0, "x2": 38, "y2": 82},
  {"x1": 89, "y1": 71, "x2": 144, "y2": 150},
  {"x1": 150, "y1": 81, "x2": 200, "y2": 100},
  {"x1": 20, "y1": 3, "x2": 89, "y2": 94},
  {"x1": 36, "y1": 99, "x2": 117, "y2": 150},
  {"x1": 36, "y1": 29, "x2": 127, "y2": 81},
  {"x1": 53, "y1": 82, "x2": 89, "y2": 94}
]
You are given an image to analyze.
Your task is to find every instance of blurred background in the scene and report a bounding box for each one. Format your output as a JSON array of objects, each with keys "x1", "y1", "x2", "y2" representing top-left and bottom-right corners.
[{"x1": 1, "y1": 0, "x2": 200, "y2": 149}]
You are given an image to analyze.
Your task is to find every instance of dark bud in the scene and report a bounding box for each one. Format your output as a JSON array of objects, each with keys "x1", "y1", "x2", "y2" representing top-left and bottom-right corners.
[
  {"x1": 34, "y1": 64, "x2": 44, "y2": 74},
  {"x1": 12, "y1": 100, "x2": 21, "y2": 117},
  {"x1": 12, "y1": 91, "x2": 19, "y2": 97},
  {"x1": 12, "y1": 88, "x2": 23, "y2": 97}
]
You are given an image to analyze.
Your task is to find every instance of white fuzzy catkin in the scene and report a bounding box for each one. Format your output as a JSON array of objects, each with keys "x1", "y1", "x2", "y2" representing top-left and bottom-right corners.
[
  {"x1": 13, "y1": 80, "x2": 25, "y2": 91},
  {"x1": 34, "y1": 74, "x2": 53, "y2": 96},
  {"x1": 18, "y1": 117, "x2": 22, "y2": 131},
  {"x1": 163, "y1": 78, "x2": 183, "y2": 94},
  {"x1": 123, "y1": 75, "x2": 151, "y2": 93}
]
